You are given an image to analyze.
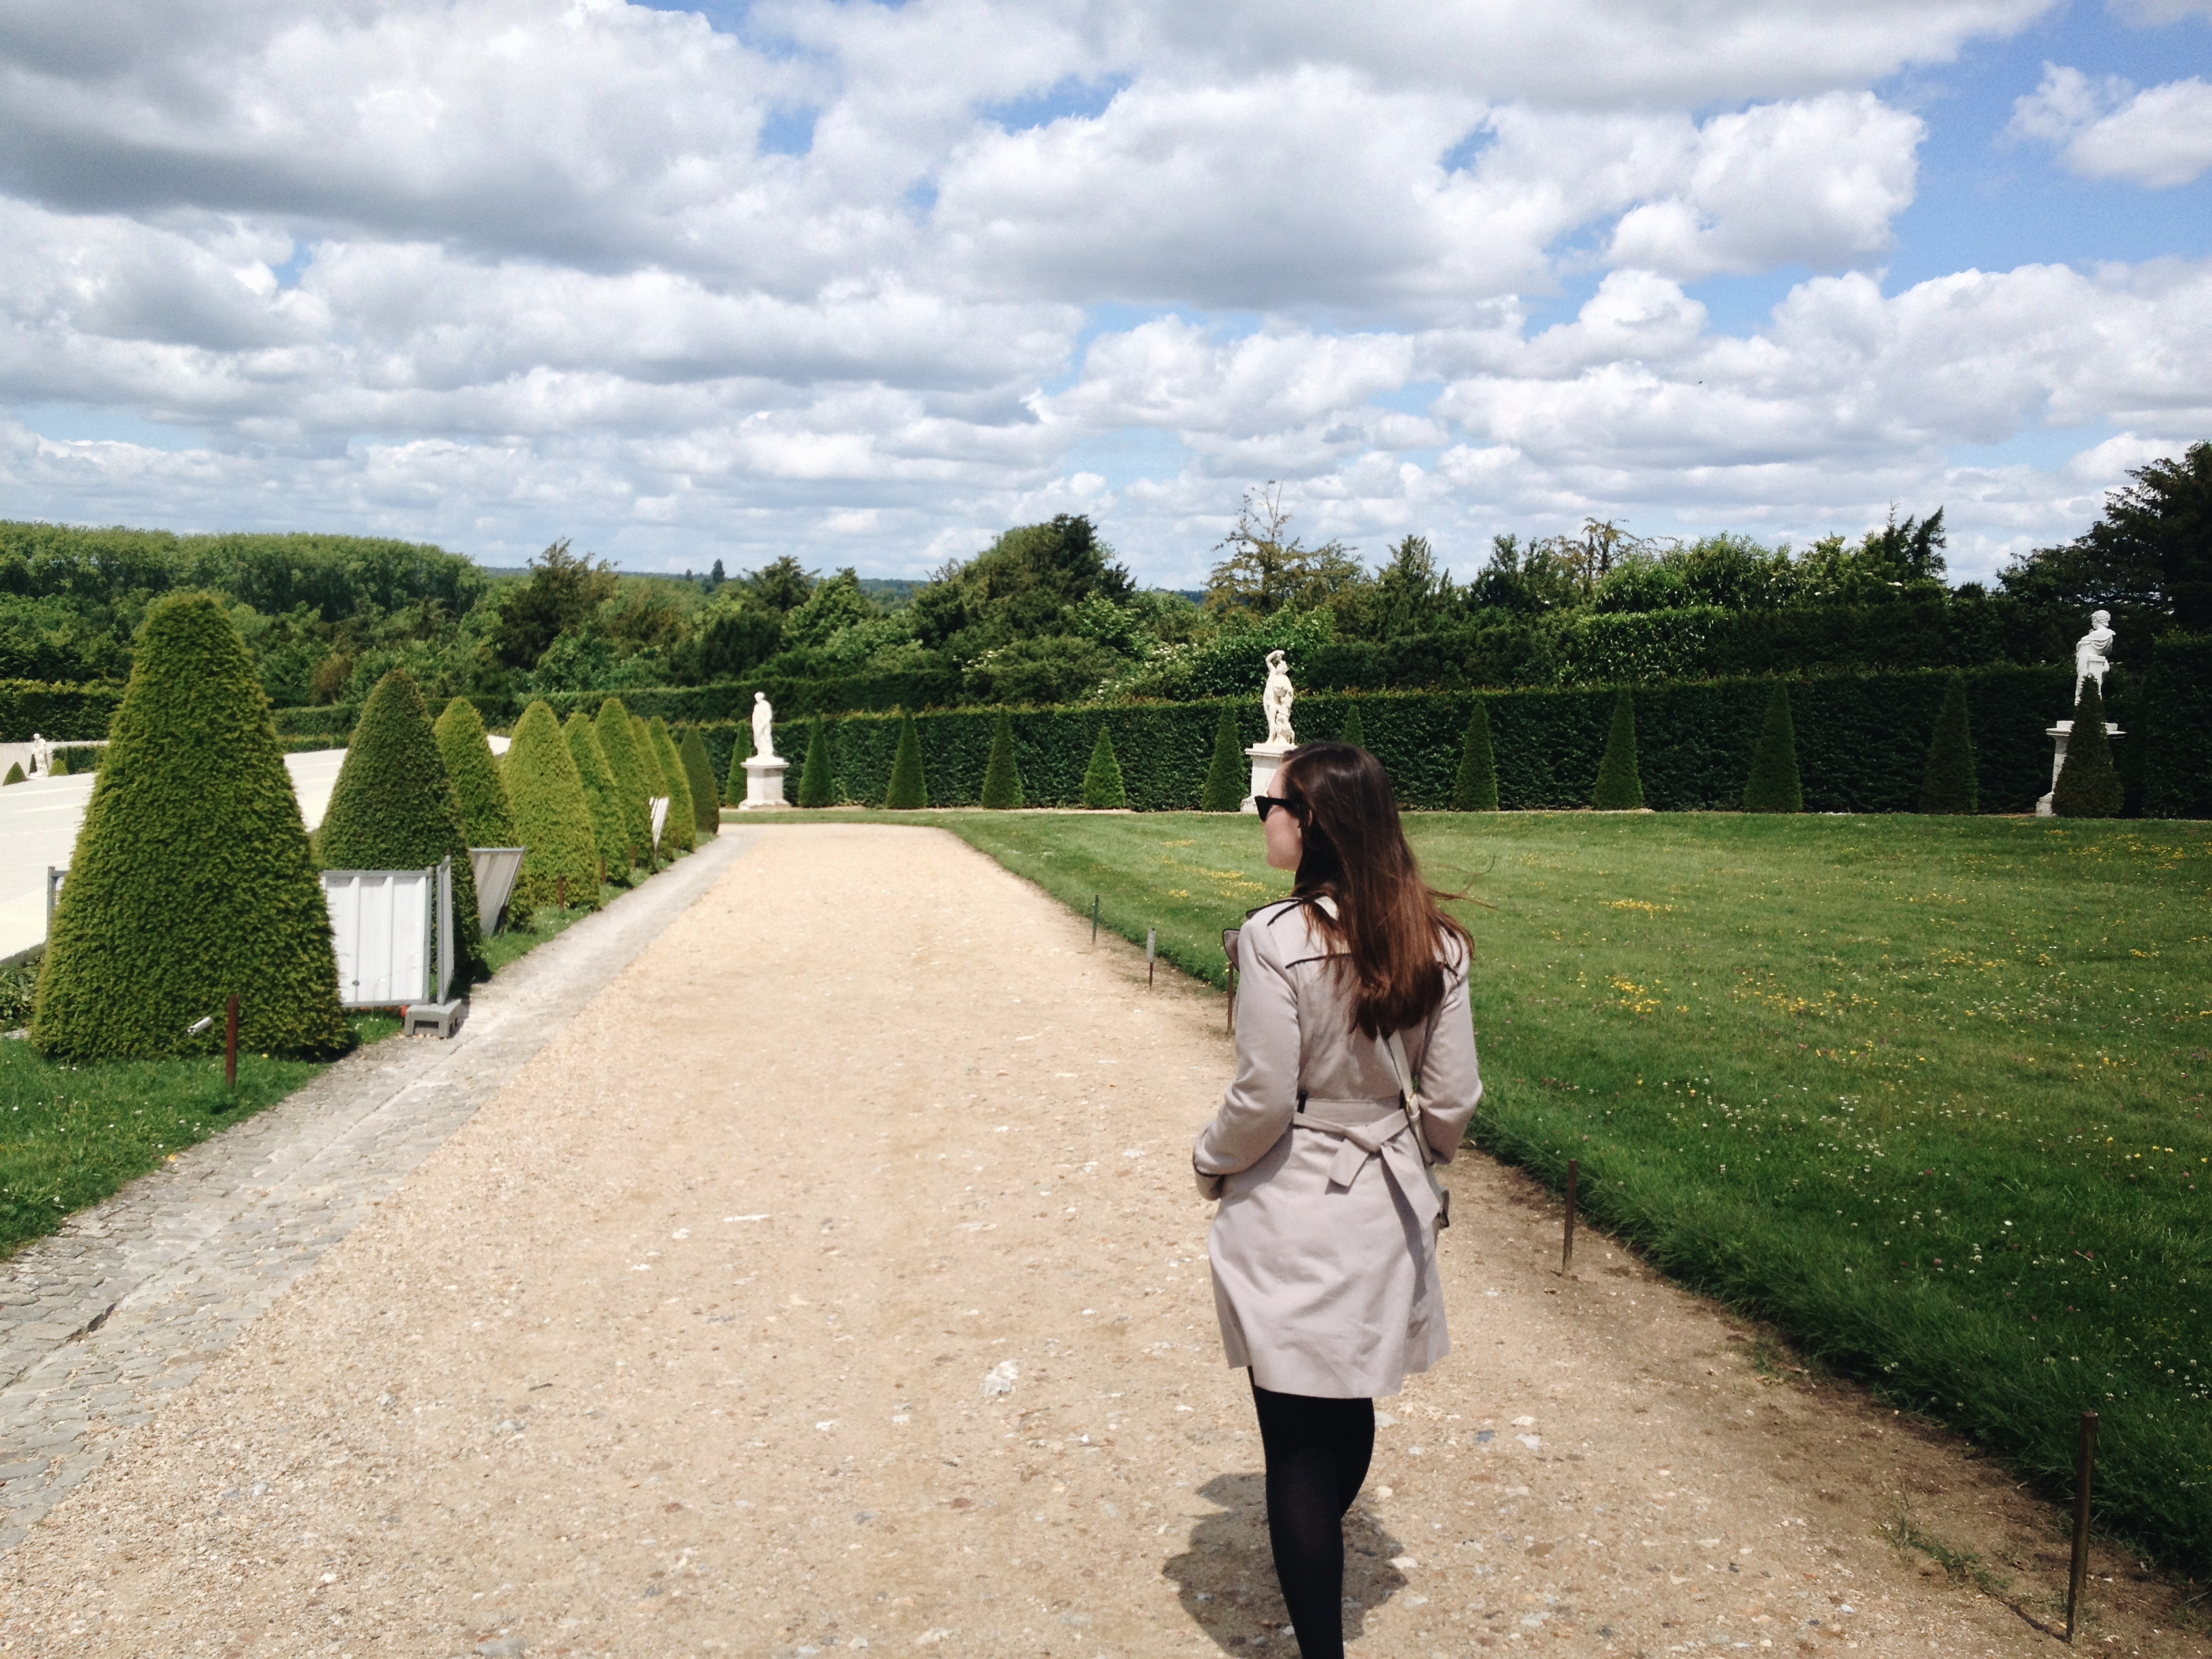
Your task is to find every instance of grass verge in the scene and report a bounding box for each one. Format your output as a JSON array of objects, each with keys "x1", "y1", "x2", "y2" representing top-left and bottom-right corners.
[{"x1": 754, "y1": 808, "x2": 2212, "y2": 1573}]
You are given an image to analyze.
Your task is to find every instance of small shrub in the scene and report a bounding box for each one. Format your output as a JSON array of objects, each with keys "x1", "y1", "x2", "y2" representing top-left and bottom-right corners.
[
  {"x1": 1199, "y1": 704, "x2": 1246, "y2": 811},
  {"x1": 1742, "y1": 681, "x2": 1804, "y2": 813},
  {"x1": 885, "y1": 712, "x2": 929, "y2": 808},
  {"x1": 1, "y1": 762, "x2": 20, "y2": 786},
  {"x1": 1338, "y1": 701, "x2": 1367, "y2": 750},
  {"x1": 1451, "y1": 700, "x2": 1498, "y2": 811},
  {"x1": 980, "y1": 710, "x2": 1025, "y2": 809},
  {"x1": 2053, "y1": 677, "x2": 2125, "y2": 817},
  {"x1": 798, "y1": 717, "x2": 835, "y2": 807},
  {"x1": 724, "y1": 716, "x2": 754, "y2": 802},
  {"x1": 678, "y1": 726, "x2": 720, "y2": 835},
  {"x1": 434, "y1": 697, "x2": 516, "y2": 848},
  {"x1": 1080, "y1": 727, "x2": 1126, "y2": 808},
  {"x1": 501, "y1": 701, "x2": 600, "y2": 911},
  {"x1": 1591, "y1": 690, "x2": 1645, "y2": 810},
  {"x1": 1919, "y1": 674, "x2": 1979, "y2": 814}
]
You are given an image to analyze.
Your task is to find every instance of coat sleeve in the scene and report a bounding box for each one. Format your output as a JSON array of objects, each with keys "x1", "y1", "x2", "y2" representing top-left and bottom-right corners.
[
  {"x1": 1193, "y1": 910, "x2": 1300, "y2": 1177},
  {"x1": 1412, "y1": 944, "x2": 1481, "y2": 1164}
]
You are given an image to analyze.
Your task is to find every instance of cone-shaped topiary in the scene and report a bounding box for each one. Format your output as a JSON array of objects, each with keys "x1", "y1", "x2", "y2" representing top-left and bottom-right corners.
[
  {"x1": 648, "y1": 718, "x2": 696, "y2": 853},
  {"x1": 1591, "y1": 690, "x2": 1645, "y2": 811},
  {"x1": 885, "y1": 712, "x2": 929, "y2": 808},
  {"x1": 564, "y1": 713, "x2": 626, "y2": 883},
  {"x1": 1452, "y1": 700, "x2": 1498, "y2": 811},
  {"x1": 980, "y1": 711, "x2": 1025, "y2": 809},
  {"x1": 2, "y1": 762, "x2": 20, "y2": 785},
  {"x1": 33, "y1": 593, "x2": 353, "y2": 1060},
  {"x1": 1200, "y1": 704, "x2": 1247, "y2": 811},
  {"x1": 1338, "y1": 701, "x2": 1367, "y2": 750},
  {"x1": 798, "y1": 716, "x2": 835, "y2": 807},
  {"x1": 593, "y1": 699, "x2": 651, "y2": 867},
  {"x1": 502, "y1": 701, "x2": 600, "y2": 913},
  {"x1": 318, "y1": 669, "x2": 487, "y2": 984},
  {"x1": 434, "y1": 697, "x2": 515, "y2": 850},
  {"x1": 2053, "y1": 676, "x2": 2125, "y2": 817},
  {"x1": 724, "y1": 718, "x2": 754, "y2": 802},
  {"x1": 1080, "y1": 726, "x2": 1126, "y2": 808},
  {"x1": 1918, "y1": 674, "x2": 1979, "y2": 815},
  {"x1": 678, "y1": 726, "x2": 720, "y2": 836},
  {"x1": 1741, "y1": 681, "x2": 1804, "y2": 813}
]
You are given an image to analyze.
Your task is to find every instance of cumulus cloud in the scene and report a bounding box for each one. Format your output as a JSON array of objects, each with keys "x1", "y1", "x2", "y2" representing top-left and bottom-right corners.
[{"x1": 2010, "y1": 64, "x2": 2212, "y2": 188}]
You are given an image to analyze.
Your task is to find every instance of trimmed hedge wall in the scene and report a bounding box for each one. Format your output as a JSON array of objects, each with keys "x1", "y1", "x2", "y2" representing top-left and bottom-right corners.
[
  {"x1": 0, "y1": 680, "x2": 125, "y2": 742},
  {"x1": 2143, "y1": 632, "x2": 2212, "y2": 819},
  {"x1": 693, "y1": 664, "x2": 2081, "y2": 813}
]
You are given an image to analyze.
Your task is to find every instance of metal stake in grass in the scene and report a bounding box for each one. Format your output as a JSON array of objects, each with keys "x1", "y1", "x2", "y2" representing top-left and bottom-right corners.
[
  {"x1": 224, "y1": 994, "x2": 239, "y2": 1090},
  {"x1": 1561, "y1": 1159, "x2": 1579, "y2": 1276},
  {"x1": 2067, "y1": 1410, "x2": 2099, "y2": 1643},
  {"x1": 1092, "y1": 895, "x2": 1100, "y2": 945},
  {"x1": 1147, "y1": 927, "x2": 1157, "y2": 987}
]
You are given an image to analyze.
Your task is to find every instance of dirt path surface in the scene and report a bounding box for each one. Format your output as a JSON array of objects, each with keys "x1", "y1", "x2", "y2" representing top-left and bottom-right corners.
[{"x1": 0, "y1": 824, "x2": 2195, "y2": 1658}]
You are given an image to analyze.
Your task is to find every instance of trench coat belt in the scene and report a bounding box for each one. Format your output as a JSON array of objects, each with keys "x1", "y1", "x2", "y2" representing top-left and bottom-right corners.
[{"x1": 1296, "y1": 1094, "x2": 1413, "y2": 1191}]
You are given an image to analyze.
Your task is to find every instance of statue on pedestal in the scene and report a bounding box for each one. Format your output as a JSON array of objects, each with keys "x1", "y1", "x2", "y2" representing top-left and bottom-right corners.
[
  {"x1": 2073, "y1": 610, "x2": 2115, "y2": 702},
  {"x1": 28, "y1": 733, "x2": 48, "y2": 777},
  {"x1": 1261, "y1": 650, "x2": 1296, "y2": 750},
  {"x1": 752, "y1": 691, "x2": 778, "y2": 762}
]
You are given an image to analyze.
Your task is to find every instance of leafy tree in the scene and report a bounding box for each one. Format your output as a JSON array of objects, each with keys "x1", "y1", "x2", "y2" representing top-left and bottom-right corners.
[
  {"x1": 501, "y1": 701, "x2": 600, "y2": 912},
  {"x1": 961, "y1": 635, "x2": 1122, "y2": 705},
  {"x1": 1204, "y1": 484, "x2": 1363, "y2": 617},
  {"x1": 1200, "y1": 704, "x2": 1248, "y2": 811},
  {"x1": 1794, "y1": 510, "x2": 1948, "y2": 603},
  {"x1": 2052, "y1": 677, "x2": 2125, "y2": 817},
  {"x1": 646, "y1": 717, "x2": 694, "y2": 852},
  {"x1": 1919, "y1": 674, "x2": 1979, "y2": 814},
  {"x1": 318, "y1": 669, "x2": 488, "y2": 983},
  {"x1": 679, "y1": 598, "x2": 783, "y2": 682},
  {"x1": 492, "y1": 539, "x2": 619, "y2": 670},
  {"x1": 1465, "y1": 532, "x2": 1587, "y2": 614},
  {"x1": 565, "y1": 713, "x2": 628, "y2": 880},
  {"x1": 1452, "y1": 701, "x2": 1498, "y2": 811},
  {"x1": 434, "y1": 697, "x2": 517, "y2": 849},
  {"x1": 593, "y1": 698, "x2": 652, "y2": 866},
  {"x1": 798, "y1": 716, "x2": 836, "y2": 807},
  {"x1": 743, "y1": 554, "x2": 817, "y2": 616},
  {"x1": 910, "y1": 515, "x2": 1132, "y2": 657},
  {"x1": 2001, "y1": 442, "x2": 2212, "y2": 624},
  {"x1": 1338, "y1": 701, "x2": 1367, "y2": 750},
  {"x1": 705, "y1": 558, "x2": 725, "y2": 594},
  {"x1": 980, "y1": 711, "x2": 1025, "y2": 808},
  {"x1": 1741, "y1": 682, "x2": 1804, "y2": 813},
  {"x1": 34, "y1": 593, "x2": 353, "y2": 1060},
  {"x1": 678, "y1": 726, "x2": 720, "y2": 836},
  {"x1": 1591, "y1": 691, "x2": 1645, "y2": 810},
  {"x1": 1080, "y1": 727, "x2": 1126, "y2": 808},
  {"x1": 884, "y1": 712, "x2": 929, "y2": 808}
]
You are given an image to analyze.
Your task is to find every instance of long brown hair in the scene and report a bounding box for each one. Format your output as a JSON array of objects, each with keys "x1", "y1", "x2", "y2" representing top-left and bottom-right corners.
[{"x1": 1276, "y1": 742, "x2": 1471, "y2": 1038}]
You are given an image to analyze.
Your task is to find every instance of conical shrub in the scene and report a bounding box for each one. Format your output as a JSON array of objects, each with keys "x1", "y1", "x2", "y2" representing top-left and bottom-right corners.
[
  {"x1": 980, "y1": 712, "x2": 1025, "y2": 809},
  {"x1": 885, "y1": 712, "x2": 929, "y2": 809},
  {"x1": 679, "y1": 726, "x2": 720, "y2": 836},
  {"x1": 1918, "y1": 674, "x2": 1979, "y2": 814},
  {"x1": 593, "y1": 699, "x2": 651, "y2": 867},
  {"x1": 434, "y1": 697, "x2": 515, "y2": 849},
  {"x1": 798, "y1": 717, "x2": 835, "y2": 808},
  {"x1": 1338, "y1": 701, "x2": 1367, "y2": 750},
  {"x1": 502, "y1": 701, "x2": 600, "y2": 913},
  {"x1": 564, "y1": 713, "x2": 626, "y2": 882},
  {"x1": 2, "y1": 762, "x2": 21, "y2": 785},
  {"x1": 2053, "y1": 677, "x2": 2125, "y2": 818},
  {"x1": 724, "y1": 716, "x2": 755, "y2": 803},
  {"x1": 1200, "y1": 704, "x2": 1246, "y2": 811},
  {"x1": 649, "y1": 718, "x2": 696, "y2": 853},
  {"x1": 33, "y1": 592, "x2": 353, "y2": 1060},
  {"x1": 1081, "y1": 727, "x2": 1126, "y2": 808},
  {"x1": 1591, "y1": 690, "x2": 1645, "y2": 811},
  {"x1": 1742, "y1": 682, "x2": 1804, "y2": 813},
  {"x1": 1452, "y1": 700, "x2": 1498, "y2": 811},
  {"x1": 318, "y1": 669, "x2": 487, "y2": 985}
]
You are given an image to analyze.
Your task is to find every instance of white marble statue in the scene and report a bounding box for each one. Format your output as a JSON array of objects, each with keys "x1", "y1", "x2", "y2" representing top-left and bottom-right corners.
[
  {"x1": 751, "y1": 691, "x2": 778, "y2": 762},
  {"x1": 27, "y1": 733, "x2": 48, "y2": 777},
  {"x1": 1261, "y1": 650, "x2": 1296, "y2": 749},
  {"x1": 2073, "y1": 610, "x2": 2116, "y2": 703}
]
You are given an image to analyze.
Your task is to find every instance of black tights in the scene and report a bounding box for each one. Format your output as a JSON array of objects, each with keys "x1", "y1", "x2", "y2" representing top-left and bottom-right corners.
[{"x1": 1249, "y1": 1377, "x2": 1375, "y2": 1659}]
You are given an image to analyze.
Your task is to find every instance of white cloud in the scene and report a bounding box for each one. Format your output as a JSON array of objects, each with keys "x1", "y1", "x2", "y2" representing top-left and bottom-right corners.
[{"x1": 2010, "y1": 64, "x2": 2212, "y2": 188}]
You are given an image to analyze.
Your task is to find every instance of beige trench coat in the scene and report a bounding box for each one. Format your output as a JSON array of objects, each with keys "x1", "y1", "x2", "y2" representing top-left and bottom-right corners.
[{"x1": 1193, "y1": 897, "x2": 1481, "y2": 1399}]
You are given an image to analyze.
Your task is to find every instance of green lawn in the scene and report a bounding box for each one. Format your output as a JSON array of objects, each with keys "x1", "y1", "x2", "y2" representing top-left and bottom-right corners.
[{"x1": 763, "y1": 808, "x2": 2212, "y2": 1570}]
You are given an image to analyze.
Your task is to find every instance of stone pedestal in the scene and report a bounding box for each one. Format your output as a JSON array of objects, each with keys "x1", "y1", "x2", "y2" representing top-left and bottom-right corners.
[
  {"x1": 1240, "y1": 743, "x2": 1293, "y2": 813},
  {"x1": 739, "y1": 756, "x2": 791, "y2": 811},
  {"x1": 2035, "y1": 719, "x2": 2123, "y2": 816}
]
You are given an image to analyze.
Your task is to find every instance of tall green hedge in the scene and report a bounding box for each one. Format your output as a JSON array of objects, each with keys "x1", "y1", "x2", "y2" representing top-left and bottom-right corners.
[
  {"x1": 434, "y1": 696, "x2": 516, "y2": 848},
  {"x1": 565, "y1": 713, "x2": 627, "y2": 880},
  {"x1": 1918, "y1": 674, "x2": 1979, "y2": 815},
  {"x1": 1591, "y1": 691, "x2": 1645, "y2": 810},
  {"x1": 1740, "y1": 682, "x2": 1803, "y2": 813},
  {"x1": 593, "y1": 698, "x2": 651, "y2": 865},
  {"x1": 0, "y1": 680, "x2": 127, "y2": 743},
  {"x1": 981, "y1": 711, "x2": 1025, "y2": 809},
  {"x1": 318, "y1": 669, "x2": 487, "y2": 985},
  {"x1": 708, "y1": 665, "x2": 2078, "y2": 814},
  {"x1": 1452, "y1": 701, "x2": 1498, "y2": 811},
  {"x1": 647, "y1": 717, "x2": 696, "y2": 853},
  {"x1": 2143, "y1": 633, "x2": 2212, "y2": 819},
  {"x1": 1080, "y1": 726, "x2": 1126, "y2": 809},
  {"x1": 885, "y1": 712, "x2": 928, "y2": 809},
  {"x1": 501, "y1": 701, "x2": 600, "y2": 912},
  {"x1": 33, "y1": 594, "x2": 353, "y2": 1060},
  {"x1": 679, "y1": 726, "x2": 720, "y2": 834}
]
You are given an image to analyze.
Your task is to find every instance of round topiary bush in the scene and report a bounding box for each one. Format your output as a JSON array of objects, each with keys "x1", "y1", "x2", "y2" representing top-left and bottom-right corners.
[
  {"x1": 319, "y1": 668, "x2": 488, "y2": 984},
  {"x1": 433, "y1": 697, "x2": 516, "y2": 850},
  {"x1": 33, "y1": 592, "x2": 354, "y2": 1060},
  {"x1": 501, "y1": 701, "x2": 600, "y2": 913},
  {"x1": 564, "y1": 712, "x2": 627, "y2": 883}
]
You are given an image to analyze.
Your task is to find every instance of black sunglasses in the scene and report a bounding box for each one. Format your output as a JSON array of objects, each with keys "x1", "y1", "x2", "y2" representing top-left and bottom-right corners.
[{"x1": 1253, "y1": 794, "x2": 1301, "y2": 822}]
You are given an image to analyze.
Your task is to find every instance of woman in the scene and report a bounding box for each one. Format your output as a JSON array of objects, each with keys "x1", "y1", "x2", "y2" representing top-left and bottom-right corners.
[{"x1": 1193, "y1": 742, "x2": 1481, "y2": 1659}]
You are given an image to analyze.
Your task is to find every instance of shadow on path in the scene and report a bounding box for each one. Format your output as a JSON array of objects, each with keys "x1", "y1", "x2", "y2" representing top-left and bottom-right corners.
[{"x1": 1163, "y1": 1472, "x2": 1408, "y2": 1653}]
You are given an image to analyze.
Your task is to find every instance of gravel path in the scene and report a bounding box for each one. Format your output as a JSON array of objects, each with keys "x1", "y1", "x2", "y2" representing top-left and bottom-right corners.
[{"x1": 0, "y1": 824, "x2": 2194, "y2": 1656}]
